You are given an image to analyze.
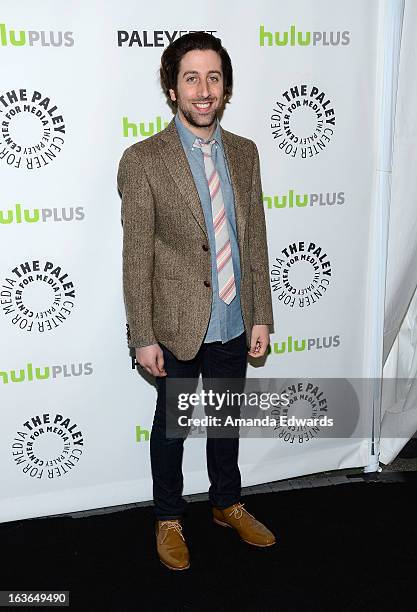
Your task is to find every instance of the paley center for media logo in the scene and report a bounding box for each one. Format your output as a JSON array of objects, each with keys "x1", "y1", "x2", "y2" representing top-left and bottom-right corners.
[
  {"x1": 1, "y1": 259, "x2": 76, "y2": 333},
  {"x1": 0, "y1": 88, "x2": 65, "y2": 170},
  {"x1": 271, "y1": 380, "x2": 330, "y2": 443},
  {"x1": 270, "y1": 84, "x2": 335, "y2": 159},
  {"x1": 11, "y1": 413, "x2": 84, "y2": 480},
  {"x1": 270, "y1": 241, "x2": 332, "y2": 309}
]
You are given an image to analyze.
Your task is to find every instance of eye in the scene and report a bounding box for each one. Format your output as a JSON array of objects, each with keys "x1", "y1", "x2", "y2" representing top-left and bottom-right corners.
[
  {"x1": 209, "y1": 76, "x2": 219, "y2": 82},
  {"x1": 186, "y1": 76, "x2": 197, "y2": 82}
]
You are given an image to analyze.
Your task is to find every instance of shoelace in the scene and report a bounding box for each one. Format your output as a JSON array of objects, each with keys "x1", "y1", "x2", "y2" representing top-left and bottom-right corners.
[
  {"x1": 159, "y1": 520, "x2": 185, "y2": 540},
  {"x1": 228, "y1": 502, "x2": 256, "y2": 521}
]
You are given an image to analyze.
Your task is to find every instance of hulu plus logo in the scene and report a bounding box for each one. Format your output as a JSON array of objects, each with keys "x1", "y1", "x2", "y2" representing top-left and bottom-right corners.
[
  {"x1": 0, "y1": 23, "x2": 74, "y2": 47},
  {"x1": 260, "y1": 25, "x2": 350, "y2": 47},
  {"x1": 263, "y1": 190, "x2": 345, "y2": 209},
  {"x1": 0, "y1": 203, "x2": 85, "y2": 224},
  {"x1": 0, "y1": 362, "x2": 93, "y2": 384},
  {"x1": 122, "y1": 116, "x2": 169, "y2": 139},
  {"x1": 267, "y1": 334, "x2": 340, "y2": 355}
]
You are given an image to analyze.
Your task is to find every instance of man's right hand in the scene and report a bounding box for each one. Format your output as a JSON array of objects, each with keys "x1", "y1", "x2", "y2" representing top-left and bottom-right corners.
[{"x1": 135, "y1": 344, "x2": 167, "y2": 377}]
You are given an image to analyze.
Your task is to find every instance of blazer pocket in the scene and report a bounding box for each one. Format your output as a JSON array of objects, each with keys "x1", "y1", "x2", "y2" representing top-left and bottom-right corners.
[{"x1": 152, "y1": 277, "x2": 180, "y2": 338}]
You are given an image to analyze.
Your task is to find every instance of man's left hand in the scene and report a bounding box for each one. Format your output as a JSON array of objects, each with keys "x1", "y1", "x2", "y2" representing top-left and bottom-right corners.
[{"x1": 248, "y1": 324, "x2": 270, "y2": 358}]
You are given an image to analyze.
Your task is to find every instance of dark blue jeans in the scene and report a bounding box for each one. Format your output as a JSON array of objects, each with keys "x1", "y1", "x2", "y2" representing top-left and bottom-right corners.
[{"x1": 150, "y1": 331, "x2": 248, "y2": 520}]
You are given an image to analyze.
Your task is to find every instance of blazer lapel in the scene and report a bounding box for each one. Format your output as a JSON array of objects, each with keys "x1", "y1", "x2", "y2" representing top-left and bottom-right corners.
[
  {"x1": 157, "y1": 119, "x2": 208, "y2": 239},
  {"x1": 221, "y1": 128, "x2": 251, "y2": 247},
  {"x1": 157, "y1": 119, "x2": 252, "y2": 246}
]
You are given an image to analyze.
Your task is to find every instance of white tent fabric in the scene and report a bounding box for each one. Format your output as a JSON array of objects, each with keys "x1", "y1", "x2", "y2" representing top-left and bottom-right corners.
[{"x1": 381, "y1": 0, "x2": 417, "y2": 462}]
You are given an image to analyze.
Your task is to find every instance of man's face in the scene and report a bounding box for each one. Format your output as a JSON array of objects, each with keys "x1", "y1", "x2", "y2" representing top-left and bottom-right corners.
[{"x1": 169, "y1": 49, "x2": 225, "y2": 132}]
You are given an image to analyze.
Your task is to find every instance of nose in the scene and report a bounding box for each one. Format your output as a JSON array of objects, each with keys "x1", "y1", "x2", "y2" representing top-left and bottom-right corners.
[{"x1": 197, "y1": 79, "x2": 210, "y2": 99}]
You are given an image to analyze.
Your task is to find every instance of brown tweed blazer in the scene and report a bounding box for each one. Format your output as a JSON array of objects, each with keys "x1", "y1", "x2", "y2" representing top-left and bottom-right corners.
[{"x1": 117, "y1": 118, "x2": 273, "y2": 361}]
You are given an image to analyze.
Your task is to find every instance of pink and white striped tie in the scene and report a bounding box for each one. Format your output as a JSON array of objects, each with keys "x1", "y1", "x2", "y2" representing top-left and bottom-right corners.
[{"x1": 194, "y1": 138, "x2": 236, "y2": 305}]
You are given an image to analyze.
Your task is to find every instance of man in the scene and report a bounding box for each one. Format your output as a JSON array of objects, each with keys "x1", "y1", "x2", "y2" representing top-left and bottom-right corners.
[{"x1": 117, "y1": 32, "x2": 276, "y2": 571}]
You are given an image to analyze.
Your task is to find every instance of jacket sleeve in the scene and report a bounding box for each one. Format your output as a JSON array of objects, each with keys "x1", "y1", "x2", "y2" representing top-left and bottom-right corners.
[
  {"x1": 248, "y1": 141, "x2": 274, "y2": 331},
  {"x1": 117, "y1": 147, "x2": 157, "y2": 349}
]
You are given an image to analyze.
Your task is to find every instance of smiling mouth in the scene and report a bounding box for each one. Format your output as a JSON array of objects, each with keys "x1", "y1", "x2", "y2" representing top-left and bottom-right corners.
[{"x1": 192, "y1": 101, "x2": 214, "y2": 112}]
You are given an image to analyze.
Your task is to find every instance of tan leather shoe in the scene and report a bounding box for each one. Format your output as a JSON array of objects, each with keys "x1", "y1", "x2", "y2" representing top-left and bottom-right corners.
[
  {"x1": 155, "y1": 519, "x2": 190, "y2": 570},
  {"x1": 213, "y1": 502, "x2": 276, "y2": 547}
]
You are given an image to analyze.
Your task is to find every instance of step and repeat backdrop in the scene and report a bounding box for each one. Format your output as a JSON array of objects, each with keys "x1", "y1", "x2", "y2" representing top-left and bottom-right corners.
[{"x1": 1, "y1": 0, "x2": 380, "y2": 522}]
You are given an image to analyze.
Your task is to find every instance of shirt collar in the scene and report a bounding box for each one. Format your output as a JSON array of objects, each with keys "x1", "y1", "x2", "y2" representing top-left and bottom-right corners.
[{"x1": 174, "y1": 113, "x2": 224, "y2": 153}]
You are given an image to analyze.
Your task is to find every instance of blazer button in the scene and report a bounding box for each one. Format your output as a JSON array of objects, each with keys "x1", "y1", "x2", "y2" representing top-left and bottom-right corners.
[
  {"x1": 204, "y1": 280, "x2": 211, "y2": 287},
  {"x1": 202, "y1": 244, "x2": 209, "y2": 251}
]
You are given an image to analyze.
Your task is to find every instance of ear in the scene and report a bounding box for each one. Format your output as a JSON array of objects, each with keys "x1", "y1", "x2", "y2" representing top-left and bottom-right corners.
[{"x1": 169, "y1": 88, "x2": 177, "y2": 102}]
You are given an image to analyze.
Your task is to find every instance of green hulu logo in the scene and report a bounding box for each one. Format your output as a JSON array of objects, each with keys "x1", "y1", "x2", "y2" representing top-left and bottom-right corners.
[
  {"x1": 267, "y1": 336, "x2": 306, "y2": 355},
  {"x1": 1, "y1": 363, "x2": 49, "y2": 384},
  {"x1": 0, "y1": 203, "x2": 39, "y2": 224},
  {"x1": 0, "y1": 23, "x2": 25, "y2": 46},
  {"x1": 123, "y1": 116, "x2": 169, "y2": 138},
  {"x1": 260, "y1": 25, "x2": 350, "y2": 47},
  {"x1": 135, "y1": 425, "x2": 150, "y2": 442},
  {"x1": 263, "y1": 190, "x2": 308, "y2": 209},
  {"x1": 268, "y1": 335, "x2": 341, "y2": 355},
  {"x1": 260, "y1": 25, "x2": 311, "y2": 46}
]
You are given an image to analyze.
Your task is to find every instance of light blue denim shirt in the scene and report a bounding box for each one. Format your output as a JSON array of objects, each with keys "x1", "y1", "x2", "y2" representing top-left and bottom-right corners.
[{"x1": 174, "y1": 113, "x2": 244, "y2": 343}]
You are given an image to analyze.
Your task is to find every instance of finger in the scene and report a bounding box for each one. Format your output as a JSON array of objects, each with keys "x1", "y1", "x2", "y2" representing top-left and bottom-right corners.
[
  {"x1": 156, "y1": 351, "x2": 166, "y2": 374},
  {"x1": 152, "y1": 361, "x2": 166, "y2": 377}
]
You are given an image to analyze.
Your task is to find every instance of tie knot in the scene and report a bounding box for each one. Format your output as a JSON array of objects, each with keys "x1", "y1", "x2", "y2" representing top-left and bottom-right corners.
[{"x1": 194, "y1": 138, "x2": 216, "y2": 156}]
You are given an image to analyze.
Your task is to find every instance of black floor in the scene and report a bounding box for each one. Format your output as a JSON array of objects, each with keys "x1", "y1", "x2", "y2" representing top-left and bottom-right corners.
[{"x1": 1, "y1": 478, "x2": 417, "y2": 611}]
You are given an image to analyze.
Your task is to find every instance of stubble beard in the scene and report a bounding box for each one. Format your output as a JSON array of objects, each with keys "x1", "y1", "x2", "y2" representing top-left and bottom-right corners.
[{"x1": 178, "y1": 99, "x2": 220, "y2": 130}]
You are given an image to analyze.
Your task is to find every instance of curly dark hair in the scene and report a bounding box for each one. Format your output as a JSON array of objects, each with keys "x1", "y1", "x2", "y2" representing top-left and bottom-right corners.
[{"x1": 160, "y1": 31, "x2": 233, "y2": 108}]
